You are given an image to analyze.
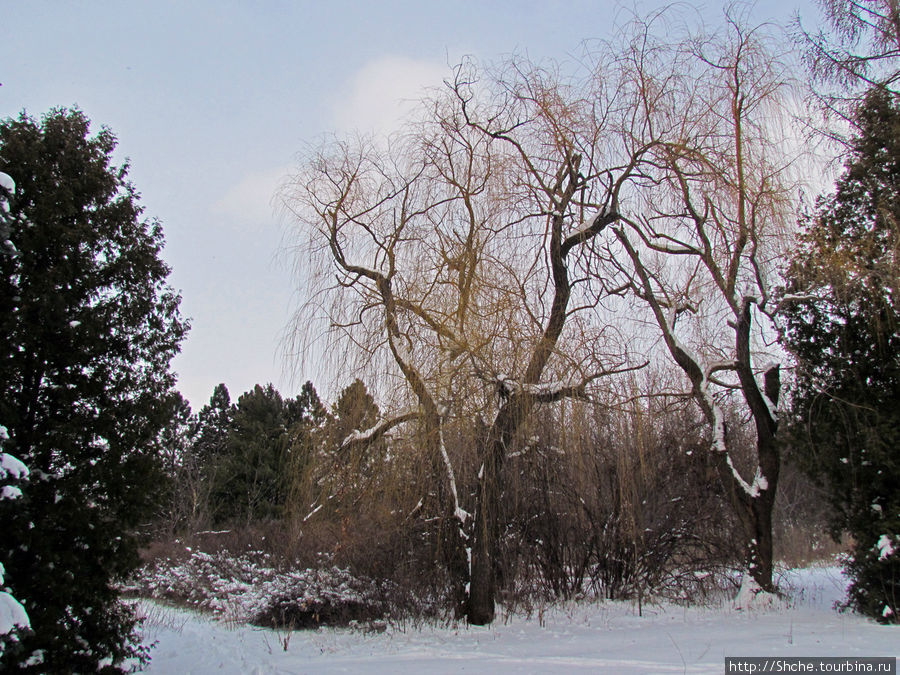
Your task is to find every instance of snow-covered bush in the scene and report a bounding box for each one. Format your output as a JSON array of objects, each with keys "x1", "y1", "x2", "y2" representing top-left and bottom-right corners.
[{"x1": 125, "y1": 550, "x2": 396, "y2": 629}]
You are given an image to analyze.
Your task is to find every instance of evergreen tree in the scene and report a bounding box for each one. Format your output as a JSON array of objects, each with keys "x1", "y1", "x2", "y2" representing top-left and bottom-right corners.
[
  {"x1": 154, "y1": 392, "x2": 199, "y2": 533},
  {"x1": 210, "y1": 384, "x2": 289, "y2": 525},
  {"x1": 0, "y1": 176, "x2": 31, "y2": 658},
  {"x1": 783, "y1": 89, "x2": 900, "y2": 623},
  {"x1": 0, "y1": 109, "x2": 188, "y2": 670},
  {"x1": 285, "y1": 380, "x2": 327, "y2": 430},
  {"x1": 282, "y1": 381, "x2": 330, "y2": 522},
  {"x1": 282, "y1": 381, "x2": 327, "y2": 480},
  {"x1": 318, "y1": 379, "x2": 384, "y2": 499},
  {"x1": 330, "y1": 379, "x2": 379, "y2": 447},
  {"x1": 189, "y1": 382, "x2": 330, "y2": 528},
  {"x1": 193, "y1": 383, "x2": 234, "y2": 464},
  {"x1": 156, "y1": 391, "x2": 194, "y2": 478}
]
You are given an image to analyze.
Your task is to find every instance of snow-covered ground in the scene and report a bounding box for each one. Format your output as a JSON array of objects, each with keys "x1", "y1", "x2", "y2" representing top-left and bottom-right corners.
[{"x1": 139, "y1": 566, "x2": 897, "y2": 674}]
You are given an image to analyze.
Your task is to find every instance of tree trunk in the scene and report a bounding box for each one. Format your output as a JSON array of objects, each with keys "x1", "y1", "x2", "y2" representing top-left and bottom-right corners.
[
  {"x1": 731, "y1": 310, "x2": 782, "y2": 593},
  {"x1": 467, "y1": 399, "x2": 523, "y2": 625},
  {"x1": 717, "y1": 449, "x2": 779, "y2": 593},
  {"x1": 442, "y1": 510, "x2": 471, "y2": 620},
  {"x1": 750, "y1": 492, "x2": 776, "y2": 592},
  {"x1": 423, "y1": 416, "x2": 471, "y2": 620},
  {"x1": 467, "y1": 434, "x2": 504, "y2": 624},
  {"x1": 729, "y1": 488, "x2": 777, "y2": 592}
]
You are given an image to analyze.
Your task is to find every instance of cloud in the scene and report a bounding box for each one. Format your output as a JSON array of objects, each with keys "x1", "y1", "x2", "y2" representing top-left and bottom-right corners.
[
  {"x1": 211, "y1": 165, "x2": 291, "y2": 224},
  {"x1": 331, "y1": 55, "x2": 449, "y2": 136}
]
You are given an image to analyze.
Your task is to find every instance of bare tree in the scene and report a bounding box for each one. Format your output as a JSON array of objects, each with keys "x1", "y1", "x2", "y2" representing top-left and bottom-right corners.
[
  {"x1": 283, "y1": 2, "x2": 808, "y2": 616},
  {"x1": 793, "y1": 0, "x2": 900, "y2": 135},
  {"x1": 603, "y1": 14, "x2": 803, "y2": 593},
  {"x1": 282, "y1": 45, "x2": 659, "y2": 622}
]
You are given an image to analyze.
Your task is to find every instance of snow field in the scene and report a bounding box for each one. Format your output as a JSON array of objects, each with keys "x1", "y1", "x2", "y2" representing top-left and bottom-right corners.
[{"x1": 138, "y1": 565, "x2": 897, "y2": 674}]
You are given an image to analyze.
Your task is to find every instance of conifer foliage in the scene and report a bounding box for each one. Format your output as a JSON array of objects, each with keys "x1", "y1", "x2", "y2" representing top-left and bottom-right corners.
[
  {"x1": 783, "y1": 89, "x2": 900, "y2": 623},
  {"x1": 0, "y1": 109, "x2": 189, "y2": 670}
]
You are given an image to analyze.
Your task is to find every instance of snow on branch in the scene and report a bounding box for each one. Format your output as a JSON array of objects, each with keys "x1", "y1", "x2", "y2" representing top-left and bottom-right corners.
[
  {"x1": 571, "y1": 208, "x2": 610, "y2": 238},
  {"x1": 759, "y1": 362, "x2": 781, "y2": 421},
  {"x1": 561, "y1": 207, "x2": 617, "y2": 255},
  {"x1": 0, "y1": 586, "x2": 31, "y2": 637},
  {"x1": 775, "y1": 292, "x2": 818, "y2": 307},
  {"x1": 0, "y1": 453, "x2": 29, "y2": 482},
  {"x1": 877, "y1": 535, "x2": 897, "y2": 561},
  {"x1": 0, "y1": 172, "x2": 14, "y2": 215},
  {"x1": 340, "y1": 411, "x2": 419, "y2": 450},
  {"x1": 0, "y1": 424, "x2": 30, "y2": 637},
  {"x1": 439, "y1": 423, "x2": 470, "y2": 527},
  {"x1": 725, "y1": 454, "x2": 770, "y2": 499},
  {"x1": 496, "y1": 373, "x2": 590, "y2": 403}
]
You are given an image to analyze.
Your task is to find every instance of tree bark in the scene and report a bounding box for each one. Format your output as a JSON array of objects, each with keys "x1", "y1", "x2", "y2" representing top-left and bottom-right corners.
[{"x1": 467, "y1": 400, "x2": 521, "y2": 624}]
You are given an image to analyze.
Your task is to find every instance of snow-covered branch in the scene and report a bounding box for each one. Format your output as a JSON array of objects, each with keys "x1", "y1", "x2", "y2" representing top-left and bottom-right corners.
[
  {"x1": 339, "y1": 411, "x2": 419, "y2": 451},
  {"x1": 439, "y1": 423, "x2": 470, "y2": 527},
  {"x1": 561, "y1": 207, "x2": 617, "y2": 256},
  {"x1": 496, "y1": 373, "x2": 589, "y2": 403}
]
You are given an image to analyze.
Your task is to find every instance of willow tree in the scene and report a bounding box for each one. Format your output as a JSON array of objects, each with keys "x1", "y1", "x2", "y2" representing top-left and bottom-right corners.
[
  {"x1": 793, "y1": 0, "x2": 900, "y2": 134},
  {"x1": 601, "y1": 15, "x2": 806, "y2": 594},
  {"x1": 282, "y1": 42, "x2": 665, "y2": 622}
]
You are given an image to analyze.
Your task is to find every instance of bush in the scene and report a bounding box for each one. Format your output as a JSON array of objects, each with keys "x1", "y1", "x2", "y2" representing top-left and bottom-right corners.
[{"x1": 125, "y1": 549, "x2": 399, "y2": 629}]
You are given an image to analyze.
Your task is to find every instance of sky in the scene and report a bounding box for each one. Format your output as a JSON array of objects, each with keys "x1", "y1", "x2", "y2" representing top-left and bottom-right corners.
[{"x1": 1, "y1": 0, "x2": 821, "y2": 409}]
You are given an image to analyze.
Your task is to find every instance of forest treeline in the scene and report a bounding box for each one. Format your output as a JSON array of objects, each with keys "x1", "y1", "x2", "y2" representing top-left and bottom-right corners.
[{"x1": 156, "y1": 374, "x2": 831, "y2": 607}]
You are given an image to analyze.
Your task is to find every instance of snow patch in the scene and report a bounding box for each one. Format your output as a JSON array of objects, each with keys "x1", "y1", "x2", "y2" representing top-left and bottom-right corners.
[
  {"x1": 876, "y1": 534, "x2": 896, "y2": 561},
  {"x1": 0, "y1": 453, "x2": 29, "y2": 481},
  {"x1": 569, "y1": 208, "x2": 609, "y2": 239},
  {"x1": 135, "y1": 563, "x2": 899, "y2": 673},
  {"x1": 0, "y1": 485, "x2": 23, "y2": 500},
  {"x1": 733, "y1": 574, "x2": 779, "y2": 611},
  {"x1": 0, "y1": 591, "x2": 30, "y2": 636},
  {"x1": 125, "y1": 550, "x2": 391, "y2": 627}
]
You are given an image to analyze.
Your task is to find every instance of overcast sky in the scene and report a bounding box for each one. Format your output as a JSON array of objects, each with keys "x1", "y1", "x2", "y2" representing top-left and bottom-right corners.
[{"x1": 1, "y1": 0, "x2": 819, "y2": 409}]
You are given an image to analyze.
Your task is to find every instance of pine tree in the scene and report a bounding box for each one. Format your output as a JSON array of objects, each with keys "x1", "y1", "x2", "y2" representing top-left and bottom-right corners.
[
  {"x1": 0, "y1": 109, "x2": 188, "y2": 670},
  {"x1": 330, "y1": 379, "x2": 379, "y2": 446},
  {"x1": 191, "y1": 382, "x2": 329, "y2": 528},
  {"x1": 210, "y1": 384, "x2": 289, "y2": 524},
  {"x1": 282, "y1": 381, "x2": 327, "y2": 481},
  {"x1": 157, "y1": 391, "x2": 194, "y2": 478},
  {"x1": 193, "y1": 383, "x2": 235, "y2": 464},
  {"x1": 318, "y1": 379, "x2": 384, "y2": 500},
  {"x1": 783, "y1": 89, "x2": 900, "y2": 623},
  {"x1": 282, "y1": 381, "x2": 328, "y2": 523},
  {"x1": 0, "y1": 175, "x2": 31, "y2": 660},
  {"x1": 285, "y1": 380, "x2": 327, "y2": 430}
]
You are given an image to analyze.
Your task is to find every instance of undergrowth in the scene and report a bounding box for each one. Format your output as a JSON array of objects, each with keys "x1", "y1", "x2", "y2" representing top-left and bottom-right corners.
[{"x1": 122, "y1": 549, "x2": 418, "y2": 629}]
